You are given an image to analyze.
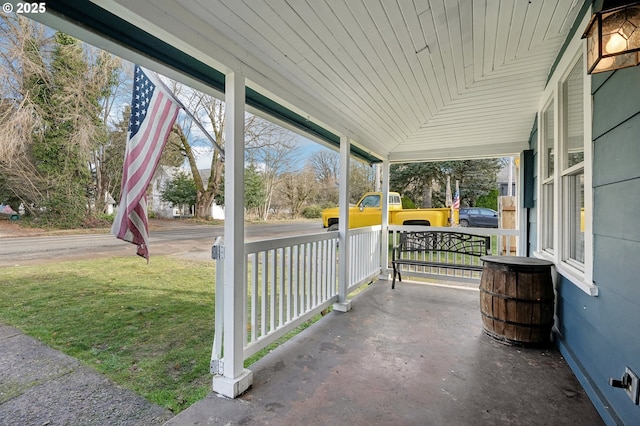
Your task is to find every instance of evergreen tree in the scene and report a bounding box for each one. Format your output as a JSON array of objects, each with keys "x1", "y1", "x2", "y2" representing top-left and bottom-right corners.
[
  {"x1": 390, "y1": 159, "x2": 501, "y2": 209},
  {"x1": 390, "y1": 162, "x2": 441, "y2": 207},
  {"x1": 29, "y1": 33, "x2": 93, "y2": 226},
  {"x1": 160, "y1": 172, "x2": 197, "y2": 209},
  {"x1": 443, "y1": 159, "x2": 502, "y2": 207},
  {"x1": 244, "y1": 163, "x2": 266, "y2": 214}
]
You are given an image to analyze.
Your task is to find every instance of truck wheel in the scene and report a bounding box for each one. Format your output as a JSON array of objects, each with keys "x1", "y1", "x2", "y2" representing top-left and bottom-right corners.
[
  {"x1": 327, "y1": 223, "x2": 339, "y2": 231},
  {"x1": 459, "y1": 219, "x2": 469, "y2": 227}
]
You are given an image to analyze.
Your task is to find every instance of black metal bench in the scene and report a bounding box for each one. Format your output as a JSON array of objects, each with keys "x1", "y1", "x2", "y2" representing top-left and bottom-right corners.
[{"x1": 392, "y1": 231, "x2": 490, "y2": 289}]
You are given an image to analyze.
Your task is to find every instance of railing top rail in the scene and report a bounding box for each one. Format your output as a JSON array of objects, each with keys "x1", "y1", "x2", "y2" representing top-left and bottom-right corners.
[
  {"x1": 245, "y1": 231, "x2": 338, "y2": 253},
  {"x1": 395, "y1": 231, "x2": 490, "y2": 256},
  {"x1": 347, "y1": 225, "x2": 382, "y2": 235},
  {"x1": 388, "y1": 225, "x2": 519, "y2": 236},
  {"x1": 243, "y1": 226, "x2": 385, "y2": 254}
]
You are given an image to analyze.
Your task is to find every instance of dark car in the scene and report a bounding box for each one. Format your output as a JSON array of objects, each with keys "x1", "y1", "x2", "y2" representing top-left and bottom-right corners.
[{"x1": 458, "y1": 207, "x2": 498, "y2": 228}]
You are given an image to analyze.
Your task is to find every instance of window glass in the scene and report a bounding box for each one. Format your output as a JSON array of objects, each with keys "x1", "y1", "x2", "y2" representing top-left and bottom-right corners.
[
  {"x1": 543, "y1": 182, "x2": 554, "y2": 251},
  {"x1": 564, "y1": 60, "x2": 584, "y2": 168},
  {"x1": 543, "y1": 102, "x2": 555, "y2": 179},
  {"x1": 561, "y1": 57, "x2": 585, "y2": 269},
  {"x1": 567, "y1": 172, "x2": 585, "y2": 265},
  {"x1": 360, "y1": 195, "x2": 380, "y2": 207},
  {"x1": 542, "y1": 97, "x2": 555, "y2": 253}
]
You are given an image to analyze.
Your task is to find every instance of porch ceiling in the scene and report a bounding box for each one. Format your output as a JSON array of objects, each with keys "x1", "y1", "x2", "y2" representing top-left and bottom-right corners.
[{"x1": 64, "y1": 0, "x2": 585, "y2": 162}]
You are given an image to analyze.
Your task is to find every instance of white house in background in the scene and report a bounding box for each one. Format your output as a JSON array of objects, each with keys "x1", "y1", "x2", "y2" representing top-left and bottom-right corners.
[
  {"x1": 197, "y1": 168, "x2": 225, "y2": 220},
  {"x1": 104, "y1": 192, "x2": 116, "y2": 215},
  {"x1": 149, "y1": 166, "x2": 225, "y2": 220},
  {"x1": 497, "y1": 159, "x2": 517, "y2": 197},
  {"x1": 210, "y1": 201, "x2": 225, "y2": 220},
  {"x1": 149, "y1": 165, "x2": 186, "y2": 218}
]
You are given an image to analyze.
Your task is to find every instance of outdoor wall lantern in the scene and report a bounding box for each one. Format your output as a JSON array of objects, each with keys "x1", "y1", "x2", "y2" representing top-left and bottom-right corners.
[{"x1": 583, "y1": 0, "x2": 640, "y2": 73}]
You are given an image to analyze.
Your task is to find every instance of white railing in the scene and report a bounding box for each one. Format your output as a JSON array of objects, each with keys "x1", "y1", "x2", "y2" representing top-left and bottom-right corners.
[
  {"x1": 241, "y1": 232, "x2": 340, "y2": 358},
  {"x1": 388, "y1": 225, "x2": 520, "y2": 283},
  {"x1": 348, "y1": 225, "x2": 382, "y2": 292},
  {"x1": 211, "y1": 227, "x2": 386, "y2": 368}
]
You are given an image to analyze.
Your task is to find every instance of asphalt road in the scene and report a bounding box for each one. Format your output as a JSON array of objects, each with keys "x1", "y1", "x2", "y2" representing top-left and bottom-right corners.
[{"x1": 0, "y1": 221, "x2": 324, "y2": 266}]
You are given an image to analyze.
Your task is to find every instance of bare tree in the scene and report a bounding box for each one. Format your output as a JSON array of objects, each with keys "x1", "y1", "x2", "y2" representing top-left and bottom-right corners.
[
  {"x1": 307, "y1": 150, "x2": 374, "y2": 206},
  {"x1": 308, "y1": 150, "x2": 339, "y2": 206},
  {"x1": 91, "y1": 52, "x2": 126, "y2": 213},
  {"x1": 278, "y1": 165, "x2": 318, "y2": 218},
  {"x1": 246, "y1": 132, "x2": 299, "y2": 221},
  {"x1": 309, "y1": 150, "x2": 340, "y2": 184},
  {"x1": 0, "y1": 15, "x2": 49, "y2": 209},
  {"x1": 160, "y1": 78, "x2": 300, "y2": 219},
  {"x1": 349, "y1": 161, "x2": 375, "y2": 202},
  {"x1": 0, "y1": 20, "x2": 69, "y2": 216},
  {"x1": 0, "y1": 16, "x2": 123, "y2": 224}
]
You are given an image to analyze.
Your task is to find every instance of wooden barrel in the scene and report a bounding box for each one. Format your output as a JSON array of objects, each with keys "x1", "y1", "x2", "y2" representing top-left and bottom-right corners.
[{"x1": 479, "y1": 256, "x2": 554, "y2": 346}]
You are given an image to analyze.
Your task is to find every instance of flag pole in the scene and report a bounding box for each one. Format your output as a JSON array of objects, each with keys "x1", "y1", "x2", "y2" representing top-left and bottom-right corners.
[{"x1": 149, "y1": 69, "x2": 226, "y2": 160}]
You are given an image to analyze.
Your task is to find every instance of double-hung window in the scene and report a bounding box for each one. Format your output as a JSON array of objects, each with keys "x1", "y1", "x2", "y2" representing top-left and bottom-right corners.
[
  {"x1": 537, "y1": 44, "x2": 595, "y2": 296},
  {"x1": 541, "y1": 99, "x2": 555, "y2": 253},
  {"x1": 561, "y1": 60, "x2": 585, "y2": 268}
]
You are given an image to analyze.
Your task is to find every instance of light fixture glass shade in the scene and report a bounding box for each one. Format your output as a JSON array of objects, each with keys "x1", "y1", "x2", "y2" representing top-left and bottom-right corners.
[{"x1": 583, "y1": 3, "x2": 640, "y2": 74}]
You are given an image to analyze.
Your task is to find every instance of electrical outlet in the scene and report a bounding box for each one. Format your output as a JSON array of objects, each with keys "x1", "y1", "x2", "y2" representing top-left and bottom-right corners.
[{"x1": 625, "y1": 367, "x2": 639, "y2": 405}]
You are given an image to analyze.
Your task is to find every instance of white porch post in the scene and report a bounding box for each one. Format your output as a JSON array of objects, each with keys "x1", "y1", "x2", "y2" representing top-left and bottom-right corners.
[
  {"x1": 380, "y1": 159, "x2": 391, "y2": 278},
  {"x1": 212, "y1": 72, "x2": 253, "y2": 398},
  {"x1": 334, "y1": 136, "x2": 352, "y2": 312}
]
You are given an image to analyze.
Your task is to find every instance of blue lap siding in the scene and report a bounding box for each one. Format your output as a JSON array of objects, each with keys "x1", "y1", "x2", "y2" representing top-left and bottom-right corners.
[{"x1": 530, "y1": 66, "x2": 640, "y2": 424}]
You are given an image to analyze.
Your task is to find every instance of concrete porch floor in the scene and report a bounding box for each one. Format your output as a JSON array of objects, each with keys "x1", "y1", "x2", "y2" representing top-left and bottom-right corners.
[{"x1": 168, "y1": 280, "x2": 603, "y2": 426}]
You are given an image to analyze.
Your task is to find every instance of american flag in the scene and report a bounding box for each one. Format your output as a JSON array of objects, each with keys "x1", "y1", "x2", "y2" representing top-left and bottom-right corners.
[
  {"x1": 452, "y1": 189, "x2": 460, "y2": 209},
  {"x1": 111, "y1": 65, "x2": 181, "y2": 260}
]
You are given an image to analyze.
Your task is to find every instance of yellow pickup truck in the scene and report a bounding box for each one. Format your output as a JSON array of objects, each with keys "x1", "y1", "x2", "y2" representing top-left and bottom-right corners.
[{"x1": 321, "y1": 192, "x2": 457, "y2": 230}]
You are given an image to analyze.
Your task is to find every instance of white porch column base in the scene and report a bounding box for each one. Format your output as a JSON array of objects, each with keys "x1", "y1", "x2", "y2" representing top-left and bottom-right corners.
[
  {"x1": 378, "y1": 272, "x2": 392, "y2": 281},
  {"x1": 333, "y1": 300, "x2": 352, "y2": 312},
  {"x1": 212, "y1": 369, "x2": 253, "y2": 398}
]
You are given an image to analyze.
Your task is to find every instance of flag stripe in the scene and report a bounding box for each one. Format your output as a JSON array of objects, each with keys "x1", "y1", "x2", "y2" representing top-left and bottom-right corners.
[
  {"x1": 116, "y1": 98, "x2": 179, "y2": 240},
  {"x1": 112, "y1": 65, "x2": 181, "y2": 259},
  {"x1": 123, "y1": 98, "x2": 178, "y2": 210},
  {"x1": 125, "y1": 95, "x2": 174, "y2": 191},
  {"x1": 128, "y1": 94, "x2": 174, "y2": 165}
]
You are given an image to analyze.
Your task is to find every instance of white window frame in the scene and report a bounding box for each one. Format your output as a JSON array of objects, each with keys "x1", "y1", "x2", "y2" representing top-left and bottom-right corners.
[
  {"x1": 541, "y1": 97, "x2": 556, "y2": 254},
  {"x1": 535, "y1": 11, "x2": 596, "y2": 296}
]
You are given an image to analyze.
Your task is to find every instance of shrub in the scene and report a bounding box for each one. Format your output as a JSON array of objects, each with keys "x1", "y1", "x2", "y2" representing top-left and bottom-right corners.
[
  {"x1": 476, "y1": 189, "x2": 499, "y2": 210},
  {"x1": 97, "y1": 213, "x2": 115, "y2": 222},
  {"x1": 80, "y1": 215, "x2": 112, "y2": 229},
  {"x1": 401, "y1": 196, "x2": 416, "y2": 209},
  {"x1": 302, "y1": 205, "x2": 323, "y2": 219}
]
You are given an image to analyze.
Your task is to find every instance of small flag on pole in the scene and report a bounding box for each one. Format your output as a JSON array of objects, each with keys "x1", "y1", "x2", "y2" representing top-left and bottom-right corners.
[{"x1": 111, "y1": 65, "x2": 181, "y2": 260}]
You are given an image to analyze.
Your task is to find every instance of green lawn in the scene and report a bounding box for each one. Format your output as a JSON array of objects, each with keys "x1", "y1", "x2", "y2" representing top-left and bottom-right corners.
[
  {"x1": 0, "y1": 256, "x2": 217, "y2": 413},
  {"x1": 0, "y1": 255, "x2": 324, "y2": 413}
]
